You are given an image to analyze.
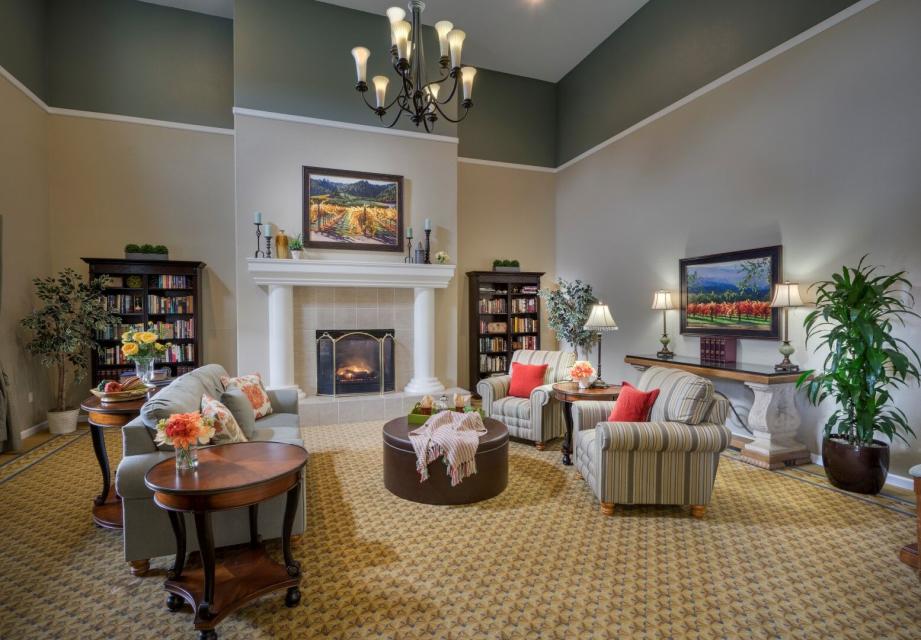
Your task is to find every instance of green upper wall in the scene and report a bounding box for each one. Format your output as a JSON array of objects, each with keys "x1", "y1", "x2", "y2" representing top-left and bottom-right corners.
[
  {"x1": 556, "y1": 0, "x2": 859, "y2": 165},
  {"x1": 0, "y1": 0, "x2": 47, "y2": 100},
  {"x1": 46, "y1": 0, "x2": 233, "y2": 128}
]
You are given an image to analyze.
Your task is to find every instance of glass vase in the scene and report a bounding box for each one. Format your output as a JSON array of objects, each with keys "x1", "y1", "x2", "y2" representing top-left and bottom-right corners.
[
  {"x1": 134, "y1": 357, "x2": 155, "y2": 384},
  {"x1": 175, "y1": 445, "x2": 198, "y2": 472}
]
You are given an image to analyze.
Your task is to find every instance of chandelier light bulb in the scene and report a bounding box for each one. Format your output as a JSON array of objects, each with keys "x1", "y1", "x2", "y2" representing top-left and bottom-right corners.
[
  {"x1": 393, "y1": 20, "x2": 412, "y2": 60},
  {"x1": 386, "y1": 6, "x2": 406, "y2": 45},
  {"x1": 424, "y1": 84, "x2": 440, "y2": 111},
  {"x1": 447, "y1": 29, "x2": 466, "y2": 68},
  {"x1": 434, "y1": 21, "x2": 454, "y2": 58},
  {"x1": 372, "y1": 75, "x2": 389, "y2": 108},
  {"x1": 461, "y1": 66, "x2": 477, "y2": 101},
  {"x1": 351, "y1": 46, "x2": 370, "y2": 84}
]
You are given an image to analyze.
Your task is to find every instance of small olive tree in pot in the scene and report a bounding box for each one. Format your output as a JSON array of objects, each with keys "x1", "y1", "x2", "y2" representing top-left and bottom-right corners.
[
  {"x1": 798, "y1": 257, "x2": 920, "y2": 494},
  {"x1": 20, "y1": 269, "x2": 119, "y2": 434},
  {"x1": 539, "y1": 278, "x2": 598, "y2": 360}
]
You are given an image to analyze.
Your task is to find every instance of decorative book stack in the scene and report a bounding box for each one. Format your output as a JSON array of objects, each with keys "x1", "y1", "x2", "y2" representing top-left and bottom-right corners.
[{"x1": 700, "y1": 336, "x2": 737, "y2": 364}]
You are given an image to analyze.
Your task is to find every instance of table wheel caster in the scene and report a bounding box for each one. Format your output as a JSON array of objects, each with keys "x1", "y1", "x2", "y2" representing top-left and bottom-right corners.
[
  {"x1": 166, "y1": 594, "x2": 183, "y2": 612},
  {"x1": 285, "y1": 586, "x2": 301, "y2": 608}
]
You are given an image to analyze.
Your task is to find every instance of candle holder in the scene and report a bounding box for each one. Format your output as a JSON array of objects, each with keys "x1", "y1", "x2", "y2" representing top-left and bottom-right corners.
[
  {"x1": 405, "y1": 238, "x2": 413, "y2": 263},
  {"x1": 424, "y1": 229, "x2": 431, "y2": 264},
  {"x1": 264, "y1": 234, "x2": 273, "y2": 259},
  {"x1": 254, "y1": 222, "x2": 264, "y2": 258}
]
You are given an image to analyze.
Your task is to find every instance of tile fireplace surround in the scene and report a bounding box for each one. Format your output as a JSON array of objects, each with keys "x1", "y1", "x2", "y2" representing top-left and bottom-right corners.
[{"x1": 247, "y1": 259, "x2": 464, "y2": 425}]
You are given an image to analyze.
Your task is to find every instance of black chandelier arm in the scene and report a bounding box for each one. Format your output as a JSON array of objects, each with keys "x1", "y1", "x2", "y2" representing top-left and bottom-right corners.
[{"x1": 429, "y1": 98, "x2": 472, "y2": 124}]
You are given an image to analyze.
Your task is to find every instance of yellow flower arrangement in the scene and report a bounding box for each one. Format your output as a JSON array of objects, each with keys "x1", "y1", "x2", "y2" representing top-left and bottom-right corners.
[
  {"x1": 120, "y1": 325, "x2": 169, "y2": 362},
  {"x1": 121, "y1": 342, "x2": 139, "y2": 357},
  {"x1": 134, "y1": 331, "x2": 158, "y2": 344}
]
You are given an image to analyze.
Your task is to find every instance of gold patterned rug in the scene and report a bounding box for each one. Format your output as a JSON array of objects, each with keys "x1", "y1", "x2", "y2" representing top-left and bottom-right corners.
[{"x1": 1, "y1": 422, "x2": 919, "y2": 639}]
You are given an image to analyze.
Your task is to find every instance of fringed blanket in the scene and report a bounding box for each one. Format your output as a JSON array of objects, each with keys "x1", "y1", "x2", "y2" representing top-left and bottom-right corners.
[{"x1": 408, "y1": 411, "x2": 488, "y2": 486}]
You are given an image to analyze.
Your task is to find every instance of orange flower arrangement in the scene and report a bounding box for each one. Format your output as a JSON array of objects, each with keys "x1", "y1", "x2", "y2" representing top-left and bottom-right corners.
[
  {"x1": 570, "y1": 360, "x2": 596, "y2": 380},
  {"x1": 155, "y1": 412, "x2": 215, "y2": 450}
]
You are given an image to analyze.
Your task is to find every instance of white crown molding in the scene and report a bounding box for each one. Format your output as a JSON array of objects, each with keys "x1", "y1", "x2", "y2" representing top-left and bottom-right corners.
[
  {"x1": 233, "y1": 107, "x2": 460, "y2": 144},
  {"x1": 47, "y1": 107, "x2": 234, "y2": 135},
  {"x1": 457, "y1": 157, "x2": 556, "y2": 174},
  {"x1": 556, "y1": 0, "x2": 880, "y2": 172}
]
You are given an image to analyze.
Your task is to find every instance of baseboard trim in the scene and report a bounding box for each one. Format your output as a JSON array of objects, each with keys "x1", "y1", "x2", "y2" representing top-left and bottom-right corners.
[{"x1": 19, "y1": 414, "x2": 89, "y2": 441}]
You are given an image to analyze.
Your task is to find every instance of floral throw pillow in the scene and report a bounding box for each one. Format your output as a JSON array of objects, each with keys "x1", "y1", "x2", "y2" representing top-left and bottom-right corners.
[
  {"x1": 221, "y1": 373, "x2": 273, "y2": 419},
  {"x1": 201, "y1": 393, "x2": 248, "y2": 444}
]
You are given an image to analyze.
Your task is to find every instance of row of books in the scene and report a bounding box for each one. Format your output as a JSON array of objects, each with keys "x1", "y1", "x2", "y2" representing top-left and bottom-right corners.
[
  {"x1": 478, "y1": 298, "x2": 507, "y2": 314},
  {"x1": 479, "y1": 337, "x2": 508, "y2": 352},
  {"x1": 106, "y1": 294, "x2": 144, "y2": 314},
  {"x1": 479, "y1": 354, "x2": 508, "y2": 374},
  {"x1": 514, "y1": 285, "x2": 539, "y2": 295},
  {"x1": 97, "y1": 322, "x2": 146, "y2": 340},
  {"x1": 510, "y1": 297, "x2": 537, "y2": 313},
  {"x1": 150, "y1": 275, "x2": 191, "y2": 289},
  {"x1": 154, "y1": 319, "x2": 195, "y2": 339},
  {"x1": 511, "y1": 317, "x2": 538, "y2": 333},
  {"x1": 477, "y1": 287, "x2": 507, "y2": 295},
  {"x1": 479, "y1": 320, "x2": 507, "y2": 334},
  {"x1": 512, "y1": 335, "x2": 538, "y2": 350},
  {"x1": 97, "y1": 344, "x2": 196, "y2": 365},
  {"x1": 147, "y1": 295, "x2": 194, "y2": 314}
]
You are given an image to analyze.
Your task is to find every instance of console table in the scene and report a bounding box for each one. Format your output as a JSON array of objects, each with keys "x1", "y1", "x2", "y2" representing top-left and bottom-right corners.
[{"x1": 625, "y1": 354, "x2": 811, "y2": 469}]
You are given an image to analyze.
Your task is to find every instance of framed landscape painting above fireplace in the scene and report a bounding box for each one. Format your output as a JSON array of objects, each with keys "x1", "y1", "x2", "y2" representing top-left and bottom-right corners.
[
  {"x1": 303, "y1": 166, "x2": 404, "y2": 252},
  {"x1": 679, "y1": 245, "x2": 782, "y2": 339}
]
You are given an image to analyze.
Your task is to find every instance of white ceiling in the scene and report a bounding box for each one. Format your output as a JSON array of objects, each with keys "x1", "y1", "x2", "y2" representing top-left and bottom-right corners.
[{"x1": 136, "y1": 0, "x2": 650, "y2": 82}]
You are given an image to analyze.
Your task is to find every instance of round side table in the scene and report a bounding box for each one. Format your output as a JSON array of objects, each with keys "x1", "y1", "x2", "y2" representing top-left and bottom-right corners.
[
  {"x1": 145, "y1": 442, "x2": 309, "y2": 640},
  {"x1": 80, "y1": 390, "x2": 158, "y2": 529},
  {"x1": 551, "y1": 382, "x2": 621, "y2": 465}
]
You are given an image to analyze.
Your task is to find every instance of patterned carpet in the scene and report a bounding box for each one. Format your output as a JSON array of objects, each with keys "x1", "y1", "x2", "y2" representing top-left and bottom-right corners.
[{"x1": 1, "y1": 422, "x2": 920, "y2": 639}]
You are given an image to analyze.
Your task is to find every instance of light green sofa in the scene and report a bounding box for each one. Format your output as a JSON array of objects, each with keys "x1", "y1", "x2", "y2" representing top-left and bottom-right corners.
[{"x1": 114, "y1": 364, "x2": 306, "y2": 575}]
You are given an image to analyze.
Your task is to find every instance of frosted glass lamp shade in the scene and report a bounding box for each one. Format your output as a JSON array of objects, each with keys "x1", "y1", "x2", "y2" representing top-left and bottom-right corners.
[
  {"x1": 393, "y1": 21, "x2": 412, "y2": 60},
  {"x1": 386, "y1": 6, "x2": 406, "y2": 45},
  {"x1": 434, "y1": 21, "x2": 454, "y2": 57},
  {"x1": 351, "y1": 46, "x2": 370, "y2": 83},
  {"x1": 771, "y1": 282, "x2": 804, "y2": 308},
  {"x1": 584, "y1": 303, "x2": 618, "y2": 331},
  {"x1": 651, "y1": 290, "x2": 675, "y2": 310},
  {"x1": 447, "y1": 29, "x2": 465, "y2": 68},
  {"x1": 461, "y1": 66, "x2": 477, "y2": 100},
  {"x1": 372, "y1": 75, "x2": 389, "y2": 107}
]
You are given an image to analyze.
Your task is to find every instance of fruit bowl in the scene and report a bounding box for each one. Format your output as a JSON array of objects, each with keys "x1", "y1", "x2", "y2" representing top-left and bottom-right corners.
[{"x1": 91, "y1": 376, "x2": 154, "y2": 403}]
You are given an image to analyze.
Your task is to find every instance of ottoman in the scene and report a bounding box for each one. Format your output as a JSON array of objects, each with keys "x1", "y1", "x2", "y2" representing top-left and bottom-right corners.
[{"x1": 382, "y1": 416, "x2": 509, "y2": 505}]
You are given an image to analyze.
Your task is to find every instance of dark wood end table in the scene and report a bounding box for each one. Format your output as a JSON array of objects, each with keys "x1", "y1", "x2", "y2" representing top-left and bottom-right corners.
[
  {"x1": 145, "y1": 442, "x2": 308, "y2": 640},
  {"x1": 551, "y1": 382, "x2": 621, "y2": 465},
  {"x1": 80, "y1": 390, "x2": 158, "y2": 529}
]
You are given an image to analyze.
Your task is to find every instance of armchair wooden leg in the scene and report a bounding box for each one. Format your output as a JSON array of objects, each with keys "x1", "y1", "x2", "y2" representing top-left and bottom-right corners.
[
  {"x1": 129, "y1": 559, "x2": 150, "y2": 576},
  {"x1": 690, "y1": 505, "x2": 706, "y2": 518},
  {"x1": 535, "y1": 442, "x2": 546, "y2": 451},
  {"x1": 600, "y1": 502, "x2": 615, "y2": 516}
]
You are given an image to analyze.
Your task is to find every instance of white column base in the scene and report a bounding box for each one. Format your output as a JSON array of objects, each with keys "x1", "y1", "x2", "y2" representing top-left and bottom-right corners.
[
  {"x1": 740, "y1": 381, "x2": 811, "y2": 469},
  {"x1": 405, "y1": 377, "x2": 446, "y2": 395}
]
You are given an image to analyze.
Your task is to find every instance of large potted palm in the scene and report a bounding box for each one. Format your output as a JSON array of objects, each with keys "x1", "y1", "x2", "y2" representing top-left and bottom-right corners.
[
  {"x1": 798, "y1": 257, "x2": 920, "y2": 494},
  {"x1": 20, "y1": 269, "x2": 118, "y2": 434}
]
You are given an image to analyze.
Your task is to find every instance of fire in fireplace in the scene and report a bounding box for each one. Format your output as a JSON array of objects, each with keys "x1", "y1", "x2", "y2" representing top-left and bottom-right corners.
[{"x1": 316, "y1": 329, "x2": 395, "y2": 396}]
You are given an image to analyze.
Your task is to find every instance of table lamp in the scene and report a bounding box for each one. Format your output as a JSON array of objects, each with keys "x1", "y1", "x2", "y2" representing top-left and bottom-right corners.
[
  {"x1": 770, "y1": 281, "x2": 803, "y2": 371},
  {"x1": 651, "y1": 290, "x2": 675, "y2": 359},
  {"x1": 583, "y1": 302, "x2": 618, "y2": 388}
]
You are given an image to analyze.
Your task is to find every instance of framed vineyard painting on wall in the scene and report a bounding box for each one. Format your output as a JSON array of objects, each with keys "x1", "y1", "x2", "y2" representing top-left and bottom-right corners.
[
  {"x1": 679, "y1": 245, "x2": 782, "y2": 339},
  {"x1": 302, "y1": 166, "x2": 404, "y2": 252}
]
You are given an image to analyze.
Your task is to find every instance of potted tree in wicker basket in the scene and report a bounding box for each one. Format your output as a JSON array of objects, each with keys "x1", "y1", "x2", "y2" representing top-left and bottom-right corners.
[{"x1": 798, "y1": 256, "x2": 920, "y2": 494}]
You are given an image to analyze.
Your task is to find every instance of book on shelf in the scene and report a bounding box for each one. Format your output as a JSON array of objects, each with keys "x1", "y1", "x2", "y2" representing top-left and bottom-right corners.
[
  {"x1": 479, "y1": 336, "x2": 508, "y2": 352},
  {"x1": 511, "y1": 317, "x2": 538, "y2": 333},
  {"x1": 511, "y1": 336, "x2": 538, "y2": 350},
  {"x1": 106, "y1": 294, "x2": 144, "y2": 314},
  {"x1": 479, "y1": 354, "x2": 507, "y2": 374},
  {"x1": 97, "y1": 343, "x2": 195, "y2": 365},
  {"x1": 479, "y1": 320, "x2": 508, "y2": 334},
  {"x1": 150, "y1": 274, "x2": 191, "y2": 289},
  {"x1": 478, "y1": 298, "x2": 507, "y2": 314},
  {"x1": 147, "y1": 294, "x2": 194, "y2": 314},
  {"x1": 97, "y1": 322, "x2": 145, "y2": 340},
  {"x1": 513, "y1": 285, "x2": 539, "y2": 295},
  {"x1": 510, "y1": 297, "x2": 537, "y2": 313}
]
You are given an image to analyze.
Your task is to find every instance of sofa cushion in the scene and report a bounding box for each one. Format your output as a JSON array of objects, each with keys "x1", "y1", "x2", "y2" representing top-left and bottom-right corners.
[
  {"x1": 608, "y1": 382, "x2": 659, "y2": 422},
  {"x1": 509, "y1": 362, "x2": 549, "y2": 398},
  {"x1": 141, "y1": 364, "x2": 229, "y2": 430},
  {"x1": 639, "y1": 366, "x2": 714, "y2": 425},
  {"x1": 491, "y1": 396, "x2": 531, "y2": 422},
  {"x1": 251, "y1": 426, "x2": 302, "y2": 444},
  {"x1": 220, "y1": 389, "x2": 258, "y2": 438},
  {"x1": 115, "y1": 451, "x2": 173, "y2": 500},
  {"x1": 202, "y1": 393, "x2": 248, "y2": 444},
  {"x1": 221, "y1": 373, "x2": 273, "y2": 419},
  {"x1": 254, "y1": 412, "x2": 300, "y2": 430}
]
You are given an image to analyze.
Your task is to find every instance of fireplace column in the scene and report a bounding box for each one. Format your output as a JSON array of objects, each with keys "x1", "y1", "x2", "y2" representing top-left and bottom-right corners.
[
  {"x1": 405, "y1": 286, "x2": 445, "y2": 395},
  {"x1": 267, "y1": 284, "x2": 299, "y2": 393}
]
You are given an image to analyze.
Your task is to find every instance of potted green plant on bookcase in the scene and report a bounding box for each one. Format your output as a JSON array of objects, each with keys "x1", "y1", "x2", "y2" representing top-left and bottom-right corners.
[
  {"x1": 798, "y1": 256, "x2": 920, "y2": 494},
  {"x1": 20, "y1": 269, "x2": 119, "y2": 434}
]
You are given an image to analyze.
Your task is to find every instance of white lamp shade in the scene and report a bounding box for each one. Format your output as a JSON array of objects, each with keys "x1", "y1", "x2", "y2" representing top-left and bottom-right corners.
[
  {"x1": 350, "y1": 46, "x2": 370, "y2": 83},
  {"x1": 584, "y1": 303, "x2": 618, "y2": 331},
  {"x1": 460, "y1": 66, "x2": 477, "y2": 100},
  {"x1": 771, "y1": 282, "x2": 804, "y2": 308},
  {"x1": 434, "y1": 20, "x2": 453, "y2": 57},
  {"x1": 372, "y1": 75, "x2": 389, "y2": 107},
  {"x1": 447, "y1": 29, "x2": 465, "y2": 68},
  {"x1": 651, "y1": 290, "x2": 675, "y2": 310},
  {"x1": 393, "y1": 20, "x2": 412, "y2": 60}
]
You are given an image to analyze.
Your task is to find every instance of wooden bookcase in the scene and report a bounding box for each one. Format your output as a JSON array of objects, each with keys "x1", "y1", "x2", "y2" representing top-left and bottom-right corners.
[
  {"x1": 83, "y1": 258, "x2": 205, "y2": 386},
  {"x1": 466, "y1": 270, "x2": 544, "y2": 390}
]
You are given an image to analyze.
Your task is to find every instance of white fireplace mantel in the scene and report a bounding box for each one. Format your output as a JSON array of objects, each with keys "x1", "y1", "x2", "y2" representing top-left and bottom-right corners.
[{"x1": 246, "y1": 258, "x2": 456, "y2": 395}]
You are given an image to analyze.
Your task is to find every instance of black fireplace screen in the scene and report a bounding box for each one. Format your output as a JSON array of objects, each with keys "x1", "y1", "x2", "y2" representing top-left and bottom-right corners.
[{"x1": 316, "y1": 329, "x2": 395, "y2": 395}]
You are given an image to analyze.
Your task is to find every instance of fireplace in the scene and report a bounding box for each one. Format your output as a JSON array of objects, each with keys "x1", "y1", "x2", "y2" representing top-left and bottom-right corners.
[{"x1": 316, "y1": 329, "x2": 395, "y2": 396}]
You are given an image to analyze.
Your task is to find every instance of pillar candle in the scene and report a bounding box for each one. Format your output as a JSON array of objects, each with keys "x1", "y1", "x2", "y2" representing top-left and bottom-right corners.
[
  {"x1": 407, "y1": 227, "x2": 413, "y2": 239},
  {"x1": 262, "y1": 223, "x2": 273, "y2": 237},
  {"x1": 254, "y1": 211, "x2": 263, "y2": 224},
  {"x1": 424, "y1": 218, "x2": 431, "y2": 231}
]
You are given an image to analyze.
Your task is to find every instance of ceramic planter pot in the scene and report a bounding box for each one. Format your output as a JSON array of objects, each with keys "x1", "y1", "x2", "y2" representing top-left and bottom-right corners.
[
  {"x1": 290, "y1": 250, "x2": 304, "y2": 260},
  {"x1": 493, "y1": 266, "x2": 520, "y2": 273},
  {"x1": 125, "y1": 252, "x2": 168, "y2": 261},
  {"x1": 822, "y1": 435, "x2": 890, "y2": 495},
  {"x1": 48, "y1": 408, "x2": 80, "y2": 435}
]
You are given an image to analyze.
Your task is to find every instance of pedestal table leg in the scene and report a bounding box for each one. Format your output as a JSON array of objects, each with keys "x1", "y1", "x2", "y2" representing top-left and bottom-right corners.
[
  {"x1": 740, "y1": 382, "x2": 811, "y2": 469},
  {"x1": 282, "y1": 480, "x2": 302, "y2": 607},
  {"x1": 193, "y1": 511, "x2": 216, "y2": 621},
  {"x1": 561, "y1": 401, "x2": 574, "y2": 466},
  {"x1": 89, "y1": 423, "x2": 111, "y2": 506}
]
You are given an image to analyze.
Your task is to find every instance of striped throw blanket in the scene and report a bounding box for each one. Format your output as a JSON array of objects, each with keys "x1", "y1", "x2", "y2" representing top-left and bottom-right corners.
[{"x1": 408, "y1": 411, "x2": 487, "y2": 486}]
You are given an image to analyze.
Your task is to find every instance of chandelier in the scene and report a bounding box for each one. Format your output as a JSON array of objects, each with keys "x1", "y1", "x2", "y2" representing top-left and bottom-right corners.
[{"x1": 350, "y1": 1, "x2": 476, "y2": 132}]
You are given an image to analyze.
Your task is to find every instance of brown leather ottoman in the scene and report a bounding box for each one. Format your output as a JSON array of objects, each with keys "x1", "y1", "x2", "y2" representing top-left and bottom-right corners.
[{"x1": 383, "y1": 416, "x2": 509, "y2": 505}]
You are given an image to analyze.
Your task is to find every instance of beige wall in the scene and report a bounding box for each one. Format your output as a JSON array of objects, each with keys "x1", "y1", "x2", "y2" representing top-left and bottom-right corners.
[
  {"x1": 234, "y1": 115, "x2": 459, "y2": 389},
  {"x1": 554, "y1": 0, "x2": 921, "y2": 476},
  {"x1": 0, "y1": 74, "x2": 51, "y2": 445},
  {"x1": 47, "y1": 115, "x2": 237, "y2": 405},
  {"x1": 457, "y1": 162, "x2": 558, "y2": 389}
]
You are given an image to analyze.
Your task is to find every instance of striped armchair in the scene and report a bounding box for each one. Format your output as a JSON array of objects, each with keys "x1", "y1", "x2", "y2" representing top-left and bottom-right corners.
[
  {"x1": 571, "y1": 366, "x2": 731, "y2": 518},
  {"x1": 477, "y1": 349, "x2": 576, "y2": 448}
]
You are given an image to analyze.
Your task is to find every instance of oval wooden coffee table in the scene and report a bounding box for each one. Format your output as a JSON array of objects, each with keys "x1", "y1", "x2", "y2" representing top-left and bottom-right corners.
[
  {"x1": 383, "y1": 415, "x2": 508, "y2": 505},
  {"x1": 145, "y1": 442, "x2": 308, "y2": 640},
  {"x1": 551, "y1": 382, "x2": 621, "y2": 466}
]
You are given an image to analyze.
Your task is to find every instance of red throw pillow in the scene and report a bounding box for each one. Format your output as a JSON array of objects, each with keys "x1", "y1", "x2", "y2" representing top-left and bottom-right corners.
[
  {"x1": 608, "y1": 382, "x2": 660, "y2": 422},
  {"x1": 508, "y1": 362, "x2": 549, "y2": 398}
]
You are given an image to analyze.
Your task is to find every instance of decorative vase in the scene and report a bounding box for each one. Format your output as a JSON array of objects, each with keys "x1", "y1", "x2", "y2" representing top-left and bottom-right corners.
[
  {"x1": 821, "y1": 435, "x2": 890, "y2": 495},
  {"x1": 577, "y1": 375, "x2": 596, "y2": 390},
  {"x1": 134, "y1": 357, "x2": 155, "y2": 384},
  {"x1": 175, "y1": 445, "x2": 199, "y2": 472},
  {"x1": 275, "y1": 232, "x2": 290, "y2": 259}
]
